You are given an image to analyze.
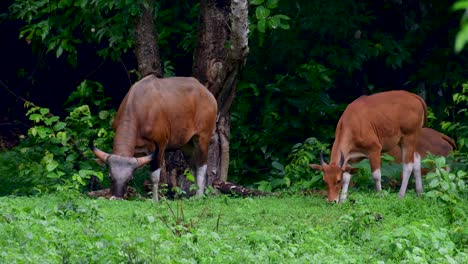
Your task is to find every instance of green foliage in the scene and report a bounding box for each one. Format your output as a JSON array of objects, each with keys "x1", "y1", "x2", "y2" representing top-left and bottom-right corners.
[
  {"x1": 423, "y1": 156, "x2": 467, "y2": 224},
  {"x1": 258, "y1": 137, "x2": 329, "y2": 192},
  {"x1": 453, "y1": 0, "x2": 468, "y2": 53},
  {"x1": 249, "y1": 0, "x2": 290, "y2": 45},
  {"x1": 441, "y1": 82, "x2": 468, "y2": 151},
  {"x1": 0, "y1": 193, "x2": 466, "y2": 262},
  {"x1": 376, "y1": 222, "x2": 466, "y2": 263},
  {"x1": 9, "y1": 0, "x2": 142, "y2": 64},
  {"x1": 0, "y1": 80, "x2": 114, "y2": 195},
  {"x1": 230, "y1": 60, "x2": 339, "y2": 185},
  {"x1": 338, "y1": 209, "x2": 382, "y2": 242}
]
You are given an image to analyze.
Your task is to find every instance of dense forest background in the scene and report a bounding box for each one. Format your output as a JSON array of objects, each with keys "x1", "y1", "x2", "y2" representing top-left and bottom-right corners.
[{"x1": 0, "y1": 0, "x2": 467, "y2": 195}]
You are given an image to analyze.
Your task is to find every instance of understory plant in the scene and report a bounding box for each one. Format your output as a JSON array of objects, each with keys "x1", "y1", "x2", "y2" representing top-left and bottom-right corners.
[
  {"x1": 0, "y1": 80, "x2": 114, "y2": 195},
  {"x1": 255, "y1": 137, "x2": 329, "y2": 192}
]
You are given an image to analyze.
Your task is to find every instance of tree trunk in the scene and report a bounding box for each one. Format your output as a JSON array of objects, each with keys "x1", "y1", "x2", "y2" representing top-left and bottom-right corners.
[
  {"x1": 193, "y1": 0, "x2": 249, "y2": 186},
  {"x1": 130, "y1": 0, "x2": 249, "y2": 196},
  {"x1": 133, "y1": 0, "x2": 163, "y2": 78}
]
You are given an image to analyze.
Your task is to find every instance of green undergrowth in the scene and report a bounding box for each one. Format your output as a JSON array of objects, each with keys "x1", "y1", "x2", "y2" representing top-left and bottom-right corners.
[{"x1": 0, "y1": 191, "x2": 466, "y2": 263}]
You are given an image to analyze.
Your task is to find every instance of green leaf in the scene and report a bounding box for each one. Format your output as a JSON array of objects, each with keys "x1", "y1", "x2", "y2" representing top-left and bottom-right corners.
[
  {"x1": 256, "y1": 6, "x2": 270, "y2": 20},
  {"x1": 269, "y1": 15, "x2": 280, "y2": 29},
  {"x1": 99, "y1": 110, "x2": 110, "y2": 120},
  {"x1": 258, "y1": 19, "x2": 267, "y2": 33},
  {"x1": 39, "y1": 108, "x2": 50, "y2": 115},
  {"x1": 46, "y1": 161, "x2": 59, "y2": 172},
  {"x1": 53, "y1": 122, "x2": 67, "y2": 131},
  {"x1": 455, "y1": 24, "x2": 468, "y2": 53},
  {"x1": 429, "y1": 179, "x2": 439, "y2": 188},
  {"x1": 250, "y1": 0, "x2": 265, "y2": 5},
  {"x1": 47, "y1": 172, "x2": 61, "y2": 179},
  {"x1": 56, "y1": 46, "x2": 64, "y2": 58},
  {"x1": 272, "y1": 161, "x2": 284, "y2": 171},
  {"x1": 30, "y1": 127, "x2": 37, "y2": 137},
  {"x1": 452, "y1": 1, "x2": 468, "y2": 10},
  {"x1": 441, "y1": 181, "x2": 449, "y2": 191},
  {"x1": 266, "y1": 0, "x2": 279, "y2": 9},
  {"x1": 29, "y1": 114, "x2": 42, "y2": 122},
  {"x1": 457, "y1": 170, "x2": 467, "y2": 177}
]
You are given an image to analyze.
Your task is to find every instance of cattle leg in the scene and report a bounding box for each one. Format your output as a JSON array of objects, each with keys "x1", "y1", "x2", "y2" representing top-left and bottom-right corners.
[
  {"x1": 339, "y1": 171, "x2": 352, "y2": 202},
  {"x1": 368, "y1": 150, "x2": 383, "y2": 192},
  {"x1": 193, "y1": 135, "x2": 210, "y2": 197},
  {"x1": 150, "y1": 146, "x2": 165, "y2": 202},
  {"x1": 196, "y1": 164, "x2": 207, "y2": 196},
  {"x1": 399, "y1": 141, "x2": 416, "y2": 198},
  {"x1": 413, "y1": 152, "x2": 423, "y2": 194}
]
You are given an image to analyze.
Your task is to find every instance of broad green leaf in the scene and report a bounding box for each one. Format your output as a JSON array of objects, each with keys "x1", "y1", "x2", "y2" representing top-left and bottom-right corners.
[
  {"x1": 269, "y1": 15, "x2": 280, "y2": 29},
  {"x1": 46, "y1": 161, "x2": 59, "y2": 172},
  {"x1": 47, "y1": 172, "x2": 60, "y2": 178},
  {"x1": 30, "y1": 127, "x2": 37, "y2": 137},
  {"x1": 99, "y1": 110, "x2": 110, "y2": 120},
  {"x1": 272, "y1": 161, "x2": 284, "y2": 171},
  {"x1": 457, "y1": 179, "x2": 466, "y2": 189},
  {"x1": 457, "y1": 170, "x2": 466, "y2": 177},
  {"x1": 429, "y1": 179, "x2": 439, "y2": 188},
  {"x1": 250, "y1": 0, "x2": 265, "y2": 5},
  {"x1": 258, "y1": 18, "x2": 267, "y2": 33},
  {"x1": 452, "y1": 1, "x2": 468, "y2": 10},
  {"x1": 256, "y1": 6, "x2": 270, "y2": 20},
  {"x1": 266, "y1": 0, "x2": 280, "y2": 9},
  {"x1": 455, "y1": 24, "x2": 468, "y2": 53},
  {"x1": 29, "y1": 113, "x2": 42, "y2": 122},
  {"x1": 39, "y1": 108, "x2": 50, "y2": 115},
  {"x1": 441, "y1": 181, "x2": 449, "y2": 191},
  {"x1": 53, "y1": 122, "x2": 67, "y2": 131}
]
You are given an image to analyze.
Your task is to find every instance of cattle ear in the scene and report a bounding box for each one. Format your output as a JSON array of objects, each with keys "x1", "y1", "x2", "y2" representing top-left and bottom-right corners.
[
  {"x1": 309, "y1": 164, "x2": 323, "y2": 171},
  {"x1": 343, "y1": 165, "x2": 359, "y2": 174}
]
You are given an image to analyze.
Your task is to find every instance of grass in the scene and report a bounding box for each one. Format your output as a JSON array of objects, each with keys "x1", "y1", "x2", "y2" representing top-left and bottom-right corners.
[{"x1": 0, "y1": 190, "x2": 467, "y2": 263}]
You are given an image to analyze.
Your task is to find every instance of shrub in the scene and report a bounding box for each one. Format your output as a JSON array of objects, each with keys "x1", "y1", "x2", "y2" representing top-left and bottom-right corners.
[{"x1": 0, "y1": 80, "x2": 114, "y2": 195}]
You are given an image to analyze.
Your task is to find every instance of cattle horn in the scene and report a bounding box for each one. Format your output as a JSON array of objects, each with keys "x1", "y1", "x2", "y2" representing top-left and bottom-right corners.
[
  {"x1": 136, "y1": 152, "x2": 155, "y2": 168},
  {"x1": 320, "y1": 150, "x2": 326, "y2": 166},
  {"x1": 89, "y1": 135, "x2": 110, "y2": 162},
  {"x1": 338, "y1": 151, "x2": 345, "y2": 168}
]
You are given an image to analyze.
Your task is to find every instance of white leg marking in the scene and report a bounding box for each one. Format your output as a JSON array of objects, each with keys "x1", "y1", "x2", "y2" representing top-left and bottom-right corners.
[
  {"x1": 399, "y1": 162, "x2": 414, "y2": 198},
  {"x1": 413, "y1": 153, "x2": 423, "y2": 194},
  {"x1": 340, "y1": 172, "x2": 352, "y2": 202},
  {"x1": 196, "y1": 164, "x2": 207, "y2": 197},
  {"x1": 372, "y1": 169, "x2": 382, "y2": 192},
  {"x1": 151, "y1": 169, "x2": 161, "y2": 202}
]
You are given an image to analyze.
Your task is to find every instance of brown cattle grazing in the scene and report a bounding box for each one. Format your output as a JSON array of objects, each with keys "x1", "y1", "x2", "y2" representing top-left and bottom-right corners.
[
  {"x1": 90, "y1": 75, "x2": 217, "y2": 201},
  {"x1": 310, "y1": 90, "x2": 427, "y2": 203},
  {"x1": 385, "y1": 127, "x2": 455, "y2": 164}
]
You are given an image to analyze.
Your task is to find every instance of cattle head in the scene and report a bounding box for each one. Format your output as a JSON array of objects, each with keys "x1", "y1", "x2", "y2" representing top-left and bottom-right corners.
[
  {"x1": 309, "y1": 151, "x2": 355, "y2": 203},
  {"x1": 89, "y1": 139, "x2": 153, "y2": 198}
]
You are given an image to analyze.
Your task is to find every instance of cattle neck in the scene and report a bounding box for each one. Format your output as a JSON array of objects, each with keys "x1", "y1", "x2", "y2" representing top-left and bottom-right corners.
[
  {"x1": 112, "y1": 119, "x2": 138, "y2": 157},
  {"x1": 329, "y1": 142, "x2": 350, "y2": 166}
]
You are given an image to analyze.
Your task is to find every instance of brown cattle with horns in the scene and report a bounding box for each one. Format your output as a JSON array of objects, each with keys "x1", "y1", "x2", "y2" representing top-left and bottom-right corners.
[
  {"x1": 310, "y1": 90, "x2": 427, "y2": 203},
  {"x1": 90, "y1": 75, "x2": 217, "y2": 201}
]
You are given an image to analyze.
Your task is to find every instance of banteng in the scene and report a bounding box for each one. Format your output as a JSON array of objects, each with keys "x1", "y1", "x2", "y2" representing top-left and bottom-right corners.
[
  {"x1": 90, "y1": 75, "x2": 217, "y2": 201},
  {"x1": 310, "y1": 90, "x2": 427, "y2": 203}
]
